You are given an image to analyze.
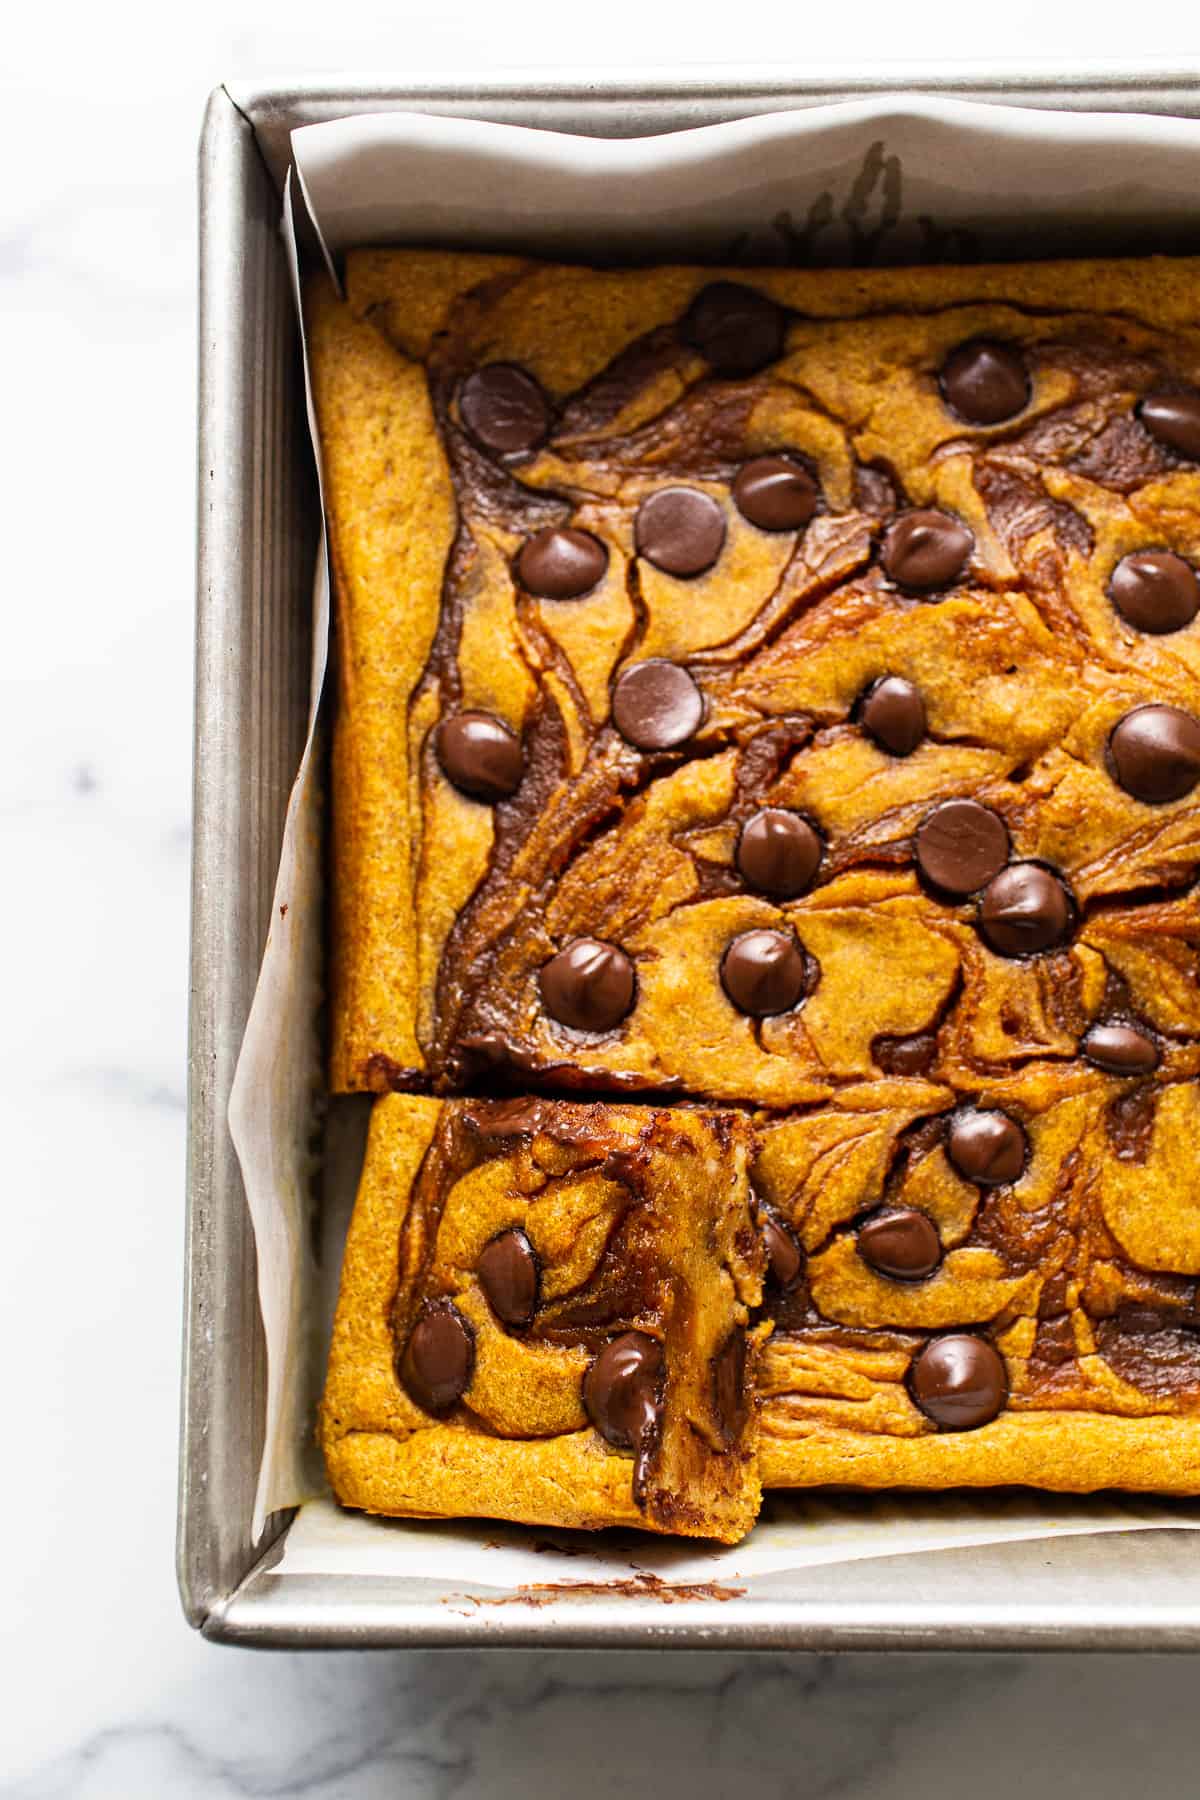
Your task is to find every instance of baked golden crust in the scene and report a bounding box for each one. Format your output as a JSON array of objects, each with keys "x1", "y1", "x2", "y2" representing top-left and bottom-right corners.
[
  {"x1": 757, "y1": 1414, "x2": 1200, "y2": 1493},
  {"x1": 306, "y1": 283, "x2": 457, "y2": 1089},
  {"x1": 320, "y1": 1094, "x2": 765, "y2": 1542}
]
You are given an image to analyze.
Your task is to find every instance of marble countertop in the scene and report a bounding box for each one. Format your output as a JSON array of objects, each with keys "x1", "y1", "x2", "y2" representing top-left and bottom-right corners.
[{"x1": 6, "y1": 3, "x2": 1200, "y2": 1793}]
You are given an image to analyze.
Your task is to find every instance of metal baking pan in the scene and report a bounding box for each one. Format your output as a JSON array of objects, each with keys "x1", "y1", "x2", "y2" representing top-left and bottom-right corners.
[{"x1": 184, "y1": 66, "x2": 1200, "y2": 1648}]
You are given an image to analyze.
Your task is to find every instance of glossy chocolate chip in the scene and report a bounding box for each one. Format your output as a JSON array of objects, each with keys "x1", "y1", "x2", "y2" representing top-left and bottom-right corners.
[
  {"x1": 732, "y1": 456, "x2": 819, "y2": 531},
  {"x1": 584, "y1": 1331, "x2": 664, "y2": 1450},
  {"x1": 399, "y1": 1302, "x2": 475, "y2": 1414},
  {"x1": 517, "y1": 527, "x2": 608, "y2": 599},
  {"x1": 635, "y1": 487, "x2": 726, "y2": 577},
  {"x1": 873, "y1": 1031, "x2": 939, "y2": 1077},
  {"x1": 1108, "y1": 550, "x2": 1200, "y2": 635},
  {"x1": 682, "y1": 281, "x2": 787, "y2": 376},
  {"x1": 1109, "y1": 704, "x2": 1200, "y2": 803},
  {"x1": 436, "y1": 711, "x2": 524, "y2": 802},
  {"x1": 459, "y1": 363, "x2": 551, "y2": 456},
  {"x1": 915, "y1": 799, "x2": 1009, "y2": 896},
  {"x1": 1082, "y1": 1022, "x2": 1161, "y2": 1075},
  {"x1": 859, "y1": 1210, "x2": 942, "y2": 1281},
  {"x1": 720, "y1": 929, "x2": 809, "y2": 1017},
  {"x1": 946, "y1": 1110, "x2": 1027, "y2": 1186},
  {"x1": 859, "y1": 676, "x2": 927, "y2": 757},
  {"x1": 939, "y1": 339, "x2": 1030, "y2": 425},
  {"x1": 611, "y1": 660, "x2": 704, "y2": 751},
  {"x1": 882, "y1": 510, "x2": 973, "y2": 592},
  {"x1": 978, "y1": 862, "x2": 1073, "y2": 957},
  {"x1": 539, "y1": 938, "x2": 636, "y2": 1033},
  {"x1": 477, "y1": 1228, "x2": 539, "y2": 1327},
  {"x1": 736, "y1": 809, "x2": 822, "y2": 898},
  {"x1": 464, "y1": 1097, "x2": 548, "y2": 1140},
  {"x1": 1140, "y1": 390, "x2": 1200, "y2": 461},
  {"x1": 910, "y1": 1334, "x2": 1007, "y2": 1430},
  {"x1": 859, "y1": 1209, "x2": 942, "y2": 1281},
  {"x1": 761, "y1": 1209, "x2": 804, "y2": 1291}
]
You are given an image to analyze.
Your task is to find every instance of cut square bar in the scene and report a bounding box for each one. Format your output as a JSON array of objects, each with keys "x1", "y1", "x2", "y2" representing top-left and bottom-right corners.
[
  {"x1": 754, "y1": 1069, "x2": 1200, "y2": 1492},
  {"x1": 321, "y1": 1094, "x2": 765, "y2": 1543}
]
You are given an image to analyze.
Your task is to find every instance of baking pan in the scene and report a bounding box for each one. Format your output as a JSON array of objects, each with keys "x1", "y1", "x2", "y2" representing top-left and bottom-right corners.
[{"x1": 184, "y1": 66, "x2": 1200, "y2": 1647}]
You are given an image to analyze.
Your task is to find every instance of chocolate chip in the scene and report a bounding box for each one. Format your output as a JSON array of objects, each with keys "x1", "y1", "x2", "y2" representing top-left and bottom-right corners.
[
  {"x1": 463, "y1": 1097, "x2": 548, "y2": 1140},
  {"x1": 859, "y1": 676, "x2": 927, "y2": 757},
  {"x1": 946, "y1": 1110, "x2": 1027, "y2": 1186},
  {"x1": 711, "y1": 1330, "x2": 749, "y2": 1446},
  {"x1": 477, "y1": 1228, "x2": 539, "y2": 1327},
  {"x1": 398, "y1": 1301, "x2": 475, "y2": 1413},
  {"x1": 517, "y1": 527, "x2": 608, "y2": 599},
  {"x1": 459, "y1": 364, "x2": 551, "y2": 456},
  {"x1": 732, "y1": 456, "x2": 819, "y2": 531},
  {"x1": 1140, "y1": 390, "x2": 1200, "y2": 461},
  {"x1": 682, "y1": 282, "x2": 787, "y2": 376},
  {"x1": 720, "y1": 928, "x2": 810, "y2": 1017},
  {"x1": 909, "y1": 1334, "x2": 1008, "y2": 1430},
  {"x1": 634, "y1": 487, "x2": 726, "y2": 577},
  {"x1": 736, "y1": 809, "x2": 821, "y2": 898},
  {"x1": 915, "y1": 799, "x2": 1009, "y2": 896},
  {"x1": 939, "y1": 339, "x2": 1030, "y2": 425},
  {"x1": 1109, "y1": 704, "x2": 1200, "y2": 804},
  {"x1": 761, "y1": 1208, "x2": 804, "y2": 1291},
  {"x1": 464, "y1": 1096, "x2": 609, "y2": 1151},
  {"x1": 873, "y1": 1031, "x2": 939, "y2": 1077},
  {"x1": 882, "y1": 510, "x2": 973, "y2": 593},
  {"x1": 858, "y1": 1209, "x2": 942, "y2": 1280},
  {"x1": 978, "y1": 862, "x2": 1073, "y2": 957},
  {"x1": 1108, "y1": 550, "x2": 1200, "y2": 635},
  {"x1": 435, "y1": 711, "x2": 524, "y2": 802},
  {"x1": 611, "y1": 660, "x2": 704, "y2": 751},
  {"x1": 456, "y1": 1036, "x2": 541, "y2": 1081},
  {"x1": 584, "y1": 1331, "x2": 664, "y2": 1450},
  {"x1": 539, "y1": 938, "x2": 636, "y2": 1033},
  {"x1": 1082, "y1": 1022, "x2": 1161, "y2": 1075}
]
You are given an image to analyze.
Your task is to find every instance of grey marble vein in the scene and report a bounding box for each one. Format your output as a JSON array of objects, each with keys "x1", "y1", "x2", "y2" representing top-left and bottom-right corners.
[{"x1": 13, "y1": 1651, "x2": 1200, "y2": 1799}]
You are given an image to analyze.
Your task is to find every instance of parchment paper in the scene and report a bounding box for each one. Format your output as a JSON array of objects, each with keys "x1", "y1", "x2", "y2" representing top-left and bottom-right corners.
[
  {"x1": 229, "y1": 97, "x2": 1200, "y2": 1568},
  {"x1": 276, "y1": 1490, "x2": 1200, "y2": 1586}
]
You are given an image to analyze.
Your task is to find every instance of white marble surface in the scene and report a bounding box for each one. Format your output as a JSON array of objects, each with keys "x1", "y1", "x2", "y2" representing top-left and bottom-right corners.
[{"x1": 6, "y1": 3, "x2": 1200, "y2": 1793}]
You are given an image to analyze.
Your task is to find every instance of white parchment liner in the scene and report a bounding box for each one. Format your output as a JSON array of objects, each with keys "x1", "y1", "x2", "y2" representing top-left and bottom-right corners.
[{"x1": 231, "y1": 97, "x2": 1200, "y2": 1577}]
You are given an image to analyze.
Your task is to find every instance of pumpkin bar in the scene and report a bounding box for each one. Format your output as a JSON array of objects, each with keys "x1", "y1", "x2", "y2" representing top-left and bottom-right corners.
[
  {"x1": 754, "y1": 1069, "x2": 1200, "y2": 1493},
  {"x1": 310, "y1": 251, "x2": 1200, "y2": 1104},
  {"x1": 320, "y1": 1094, "x2": 766, "y2": 1543}
]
